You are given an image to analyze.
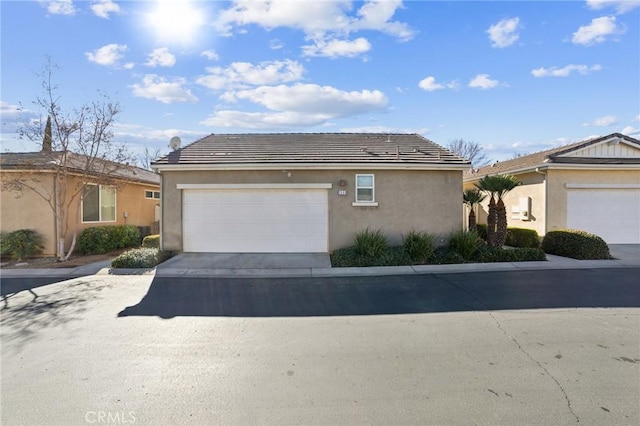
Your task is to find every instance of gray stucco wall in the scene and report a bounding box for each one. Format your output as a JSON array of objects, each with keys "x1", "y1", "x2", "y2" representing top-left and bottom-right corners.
[{"x1": 159, "y1": 168, "x2": 464, "y2": 252}]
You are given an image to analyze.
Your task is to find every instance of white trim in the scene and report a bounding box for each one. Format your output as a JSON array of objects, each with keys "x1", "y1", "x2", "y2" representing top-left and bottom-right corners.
[
  {"x1": 352, "y1": 202, "x2": 379, "y2": 207},
  {"x1": 154, "y1": 163, "x2": 470, "y2": 172},
  {"x1": 81, "y1": 184, "x2": 117, "y2": 223},
  {"x1": 355, "y1": 173, "x2": 375, "y2": 203},
  {"x1": 176, "y1": 183, "x2": 332, "y2": 190},
  {"x1": 565, "y1": 183, "x2": 640, "y2": 189}
]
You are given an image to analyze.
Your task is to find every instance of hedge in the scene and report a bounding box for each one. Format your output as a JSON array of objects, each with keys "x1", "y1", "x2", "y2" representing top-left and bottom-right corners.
[
  {"x1": 505, "y1": 227, "x2": 540, "y2": 248},
  {"x1": 541, "y1": 229, "x2": 611, "y2": 260},
  {"x1": 76, "y1": 225, "x2": 141, "y2": 255},
  {"x1": 111, "y1": 248, "x2": 173, "y2": 268},
  {"x1": 142, "y1": 234, "x2": 160, "y2": 248},
  {"x1": 0, "y1": 229, "x2": 44, "y2": 260}
]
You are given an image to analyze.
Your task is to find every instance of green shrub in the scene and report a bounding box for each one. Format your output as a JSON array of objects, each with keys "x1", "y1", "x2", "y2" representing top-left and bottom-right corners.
[
  {"x1": 430, "y1": 247, "x2": 465, "y2": 264},
  {"x1": 77, "y1": 225, "x2": 141, "y2": 255},
  {"x1": 449, "y1": 230, "x2": 483, "y2": 260},
  {"x1": 505, "y1": 227, "x2": 540, "y2": 248},
  {"x1": 0, "y1": 232, "x2": 10, "y2": 257},
  {"x1": 331, "y1": 245, "x2": 409, "y2": 267},
  {"x1": 354, "y1": 228, "x2": 388, "y2": 258},
  {"x1": 142, "y1": 234, "x2": 160, "y2": 248},
  {"x1": 402, "y1": 231, "x2": 436, "y2": 264},
  {"x1": 111, "y1": 248, "x2": 173, "y2": 268},
  {"x1": 1, "y1": 229, "x2": 44, "y2": 260},
  {"x1": 476, "y1": 224, "x2": 488, "y2": 241},
  {"x1": 475, "y1": 246, "x2": 546, "y2": 263},
  {"x1": 541, "y1": 229, "x2": 611, "y2": 260}
]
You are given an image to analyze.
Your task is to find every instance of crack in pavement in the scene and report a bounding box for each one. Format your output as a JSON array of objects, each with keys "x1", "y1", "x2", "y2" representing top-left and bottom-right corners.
[{"x1": 434, "y1": 274, "x2": 581, "y2": 424}]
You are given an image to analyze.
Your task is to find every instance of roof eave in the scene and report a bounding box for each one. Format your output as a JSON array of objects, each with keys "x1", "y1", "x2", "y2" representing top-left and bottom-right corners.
[
  {"x1": 464, "y1": 162, "x2": 640, "y2": 182},
  {"x1": 152, "y1": 162, "x2": 471, "y2": 172}
]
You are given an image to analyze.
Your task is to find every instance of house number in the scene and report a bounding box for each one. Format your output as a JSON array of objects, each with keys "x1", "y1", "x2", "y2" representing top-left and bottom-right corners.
[{"x1": 338, "y1": 190, "x2": 347, "y2": 196}]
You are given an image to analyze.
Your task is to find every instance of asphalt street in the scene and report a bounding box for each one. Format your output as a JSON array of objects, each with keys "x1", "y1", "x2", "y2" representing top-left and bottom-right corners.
[{"x1": 2, "y1": 269, "x2": 639, "y2": 425}]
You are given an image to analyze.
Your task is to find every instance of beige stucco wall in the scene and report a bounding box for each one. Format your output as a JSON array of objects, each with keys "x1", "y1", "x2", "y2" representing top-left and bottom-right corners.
[
  {"x1": 1, "y1": 172, "x2": 159, "y2": 256},
  {"x1": 159, "y1": 168, "x2": 464, "y2": 252},
  {"x1": 1, "y1": 172, "x2": 57, "y2": 255},
  {"x1": 546, "y1": 168, "x2": 640, "y2": 233}
]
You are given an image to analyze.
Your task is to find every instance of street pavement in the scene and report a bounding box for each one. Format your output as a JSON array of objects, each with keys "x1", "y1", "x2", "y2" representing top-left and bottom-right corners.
[{"x1": 1, "y1": 268, "x2": 639, "y2": 425}]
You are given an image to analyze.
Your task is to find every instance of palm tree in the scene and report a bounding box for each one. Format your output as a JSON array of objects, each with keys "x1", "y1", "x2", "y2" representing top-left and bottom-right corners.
[
  {"x1": 463, "y1": 189, "x2": 486, "y2": 232},
  {"x1": 476, "y1": 175, "x2": 520, "y2": 246}
]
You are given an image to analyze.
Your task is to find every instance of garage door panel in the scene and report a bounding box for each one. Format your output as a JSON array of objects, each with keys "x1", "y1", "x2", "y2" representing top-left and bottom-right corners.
[
  {"x1": 567, "y1": 190, "x2": 640, "y2": 244},
  {"x1": 183, "y1": 189, "x2": 328, "y2": 252}
]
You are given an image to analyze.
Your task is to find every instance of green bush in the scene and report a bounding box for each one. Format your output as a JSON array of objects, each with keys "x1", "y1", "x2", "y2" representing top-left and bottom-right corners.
[
  {"x1": 505, "y1": 227, "x2": 540, "y2": 248},
  {"x1": 475, "y1": 246, "x2": 546, "y2": 263},
  {"x1": 354, "y1": 228, "x2": 388, "y2": 258},
  {"x1": 331, "y1": 246, "x2": 409, "y2": 267},
  {"x1": 402, "y1": 231, "x2": 436, "y2": 264},
  {"x1": 449, "y1": 230, "x2": 483, "y2": 260},
  {"x1": 1, "y1": 229, "x2": 44, "y2": 260},
  {"x1": 77, "y1": 225, "x2": 141, "y2": 255},
  {"x1": 541, "y1": 229, "x2": 611, "y2": 260},
  {"x1": 111, "y1": 248, "x2": 173, "y2": 268},
  {"x1": 0, "y1": 232, "x2": 10, "y2": 257},
  {"x1": 142, "y1": 234, "x2": 160, "y2": 248},
  {"x1": 476, "y1": 224, "x2": 488, "y2": 241},
  {"x1": 430, "y1": 247, "x2": 466, "y2": 264}
]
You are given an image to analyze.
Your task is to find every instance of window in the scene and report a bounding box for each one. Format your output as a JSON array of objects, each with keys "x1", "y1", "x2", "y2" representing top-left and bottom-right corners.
[
  {"x1": 145, "y1": 190, "x2": 160, "y2": 199},
  {"x1": 83, "y1": 185, "x2": 116, "y2": 222},
  {"x1": 355, "y1": 174, "x2": 375, "y2": 203}
]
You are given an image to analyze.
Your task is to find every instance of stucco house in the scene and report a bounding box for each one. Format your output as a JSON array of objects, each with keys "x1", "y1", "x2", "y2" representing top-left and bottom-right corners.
[
  {"x1": 151, "y1": 133, "x2": 470, "y2": 253},
  {"x1": 463, "y1": 133, "x2": 640, "y2": 244},
  {"x1": 1, "y1": 150, "x2": 160, "y2": 256}
]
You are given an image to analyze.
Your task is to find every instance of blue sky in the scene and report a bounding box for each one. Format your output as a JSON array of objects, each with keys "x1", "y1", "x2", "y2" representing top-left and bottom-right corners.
[{"x1": 1, "y1": 0, "x2": 639, "y2": 162}]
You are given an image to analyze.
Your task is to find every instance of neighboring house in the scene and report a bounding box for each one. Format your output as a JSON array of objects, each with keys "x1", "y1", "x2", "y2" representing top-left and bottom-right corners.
[
  {"x1": 1, "y1": 150, "x2": 160, "y2": 256},
  {"x1": 463, "y1": 133, "x2": 640, "y2": 244},
  {"x1": 151, "y1": 133, "x2": 470, "y2": 253}
]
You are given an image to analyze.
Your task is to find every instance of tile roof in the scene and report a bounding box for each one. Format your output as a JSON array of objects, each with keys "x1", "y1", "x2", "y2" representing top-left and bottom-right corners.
[
  {"x1": 465, "y1": 133, "x2": 640, "y2": 180},
  {"x1": 152, "y1": 133, "x2": 470, "y2": 168},
  {"x1": 0, "y1": 151, "x2": 160, "y2": 185}
]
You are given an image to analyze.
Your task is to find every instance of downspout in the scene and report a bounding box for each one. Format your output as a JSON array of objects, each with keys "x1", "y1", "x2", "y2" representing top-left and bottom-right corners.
[{"x1": 534, "y1": 167, "x2": 548, "y2": 236}]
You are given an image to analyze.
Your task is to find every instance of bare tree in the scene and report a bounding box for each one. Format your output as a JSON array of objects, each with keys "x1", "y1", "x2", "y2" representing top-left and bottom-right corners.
[
  {"x1": 2, "y1": 58, "x2": 132, "y2": 261},
  {"x1": 138, "y1": 146, "x2": 164, "y2": 170},
  {"x1": 447, "y1": 138, "x2": 492, "y2": 169}
]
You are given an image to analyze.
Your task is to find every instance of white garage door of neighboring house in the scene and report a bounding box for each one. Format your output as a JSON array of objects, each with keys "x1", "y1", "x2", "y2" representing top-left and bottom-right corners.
[
  {"x1": 567, "y1": 188, "x2": 640, "y2": 244},
  {"x1": 182, "y1": 187, "x2": 329, "y2": 252}
]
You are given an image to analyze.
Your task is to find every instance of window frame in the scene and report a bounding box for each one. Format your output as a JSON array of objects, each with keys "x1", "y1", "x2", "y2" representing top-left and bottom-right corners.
[
  {"x1": 82, "y1": 184, "x2": 117, "y2": 223},
  {"x1": 145, "y1": 190, "x2": 160, "y2": 199},
  {"x1": 353, "y1": 174, "x2": 378, "y2": 206}
]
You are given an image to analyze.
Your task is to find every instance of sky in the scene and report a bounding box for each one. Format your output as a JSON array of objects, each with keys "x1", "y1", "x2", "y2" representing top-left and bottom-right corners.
[{"x1": 1, "y1": 0, "x2": 639, "y2": 163}]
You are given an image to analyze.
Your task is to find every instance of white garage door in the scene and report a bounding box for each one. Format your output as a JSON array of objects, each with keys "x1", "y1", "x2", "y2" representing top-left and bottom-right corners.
[
  {"x1": 182, "y1": 188, "x2": 328, "y2": 252},
  {"x1": 567, "y1": 189, "x2": 640, "y2": 243}
]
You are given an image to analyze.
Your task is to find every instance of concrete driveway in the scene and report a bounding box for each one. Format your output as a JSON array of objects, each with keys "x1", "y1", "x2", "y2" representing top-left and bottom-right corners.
[
  {"x1": 157, "y1": 252, "x2": 331, "y2": 271},
  {"x1": 609, "y1": 244, "x2": 640, "y2": 261}
]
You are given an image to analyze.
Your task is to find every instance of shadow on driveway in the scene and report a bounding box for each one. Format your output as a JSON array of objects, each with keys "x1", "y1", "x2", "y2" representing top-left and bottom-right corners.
[{"x1": 119, "y1": 268, "x2": 640, "y2": 318}]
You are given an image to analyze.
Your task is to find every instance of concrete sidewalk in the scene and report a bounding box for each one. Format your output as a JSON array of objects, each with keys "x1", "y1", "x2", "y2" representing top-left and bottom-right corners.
[{"x1": 2, "y1": 247, "x2": 637, "y2": 280}]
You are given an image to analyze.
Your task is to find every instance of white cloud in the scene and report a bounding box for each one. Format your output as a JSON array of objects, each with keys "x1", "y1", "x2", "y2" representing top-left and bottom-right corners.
[
  {"x1": 225, "y1": 83, "x2": 387, "y2": 116},
  {"x1": 91, "y1": 0, "x2": 120, "y2": 19},
  {"x1": 114, "y1": 123, "x2": 205, "y2": 142},
  {"x1": 468, "y1": 74, "x2": 501, "y2": 89},
  {"x1": 85, "y1": 43, "x2": 128, "y2": 66},
  {"x1": 46, "y1": 0, "x2": 76, "y2": 16},
  {"x1": 531, "y1": 64, "x2": 602, "y2": 77},
  {"x1": 635, "y1": 114, "x2": 640, "y2": 122},
  {"x1": 487, "y1": 17, "x2": 521, "y2": 48},
  {"x1": 621, "y1": 126, "x2": 640, "y2": 137},
  {"x1": 572, "y1": 16, "x2": 625, "y2": 45},
  {"x1": 582, "y1": 115, "x2": 619, "y2": 127},
  {"x1": 214, "y1": 0, "x2": 415, "y2": 42},
  {"x1": 145, "y1": 47, "x2": 176, "y2": 67},
  {"x1": 418, "y1": 76, "x2": 459, "y2": 92},
  {"x1": 197, "y1": 60, "x2": 305, "y2": 91},
  {"x1": 270, "y1": 39, "x2": 284, "y2": 50},
  {"x1": 587, "y1": 0, "x2": 640, "y2": 14},
  {"x1": 130, "y1": 75, "x2": 198, "y2": 104},
  {"x1": 201, "y1": 50, "x2": 219, "y2": 60},
  {"x1": 340, "y1": 126, "x2": 431, "y2": 134},
  {"x1": 302, "y1": 37, "x2": 371, "y2": 58},
  {"x1": 203, "y1": 83, "x2": 387, "y2": 128}
]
